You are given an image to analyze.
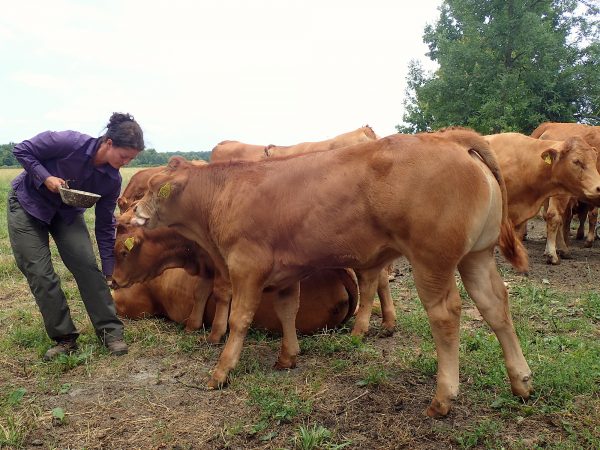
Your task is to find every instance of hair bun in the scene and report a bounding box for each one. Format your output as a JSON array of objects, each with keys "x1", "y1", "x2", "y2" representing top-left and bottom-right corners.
[{"x1": 107, "y1": 112, "x2": 135, "y2": 129}]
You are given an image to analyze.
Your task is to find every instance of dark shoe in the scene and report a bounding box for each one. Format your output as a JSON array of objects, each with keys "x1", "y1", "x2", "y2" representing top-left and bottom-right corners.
[
  {"x1": 43, "y1": 340, "x2": 78, "y2": 361},
  {"x1": 106, "y1": 339, "x2": 128, "y2": 356}
]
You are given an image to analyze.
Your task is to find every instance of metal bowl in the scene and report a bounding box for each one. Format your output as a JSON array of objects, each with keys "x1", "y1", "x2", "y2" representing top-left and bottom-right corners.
[{"x1": 59, "y1": 187, "x2": 101, "y2": 208}]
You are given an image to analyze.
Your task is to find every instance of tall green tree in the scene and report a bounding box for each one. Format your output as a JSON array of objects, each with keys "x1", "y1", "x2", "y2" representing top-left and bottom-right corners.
[{"x1": 398, "y1": 0, "x2": 600, "y2": 134}]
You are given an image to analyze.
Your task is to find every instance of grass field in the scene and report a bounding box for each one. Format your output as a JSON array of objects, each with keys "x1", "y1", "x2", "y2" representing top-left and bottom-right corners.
[{"x1": 1, "y1": 166, "x2": 599, "y2": 449}]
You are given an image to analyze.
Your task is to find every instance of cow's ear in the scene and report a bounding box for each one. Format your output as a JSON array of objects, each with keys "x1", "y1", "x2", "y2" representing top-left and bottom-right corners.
[
  {"x1": 167, "y1": 156, "x2": 189, "y2": 170},
  {"x1": 541, "y1": 148, "x2": 558, "y2": 166},
  {"x1": 116, "y1": 223, "x2": 128, "y2": 235}
]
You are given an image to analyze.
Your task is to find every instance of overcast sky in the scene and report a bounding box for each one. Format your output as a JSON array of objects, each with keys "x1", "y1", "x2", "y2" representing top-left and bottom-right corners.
[{"x1": 0, "y1": 0, "x2": 442, "y2": 152}]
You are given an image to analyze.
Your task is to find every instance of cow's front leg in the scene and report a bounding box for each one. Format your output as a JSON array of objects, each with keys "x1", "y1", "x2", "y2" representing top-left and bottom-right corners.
[
  {"x1": 272, "y1": 282, "x2": 300, "y2": 369},
  {"x1": 206, "y1": 274, "x2": 232, "y2": 343},
  {"x1": 207, "y1": 276, "x2": 262, "y2": 389}
]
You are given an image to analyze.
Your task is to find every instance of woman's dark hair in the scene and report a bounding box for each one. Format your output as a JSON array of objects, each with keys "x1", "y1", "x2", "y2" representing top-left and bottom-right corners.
[{"x1": 102, "y1": 112, "x2": 145, "y2": 151}]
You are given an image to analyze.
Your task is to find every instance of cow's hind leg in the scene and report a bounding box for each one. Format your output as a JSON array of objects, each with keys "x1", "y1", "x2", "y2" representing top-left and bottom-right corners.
[
  {"x1": 351, "y1": 268, "x2": 385, "y2": 337},
  {"x1": 458, "y1": 249, "x2": 532, "y2": 399},
  {"x1": 272, "y1": 283, "x2": 301, "y2": 370},
  {"x1": 207, "y1": 277, "x2": 262, "y2": 389},
  {"x1": 585, "y1": 207, "x2": 597, "y2": 248},
  {"x1": 411, "y1": 263, "x2": 462, "y2": 418}
]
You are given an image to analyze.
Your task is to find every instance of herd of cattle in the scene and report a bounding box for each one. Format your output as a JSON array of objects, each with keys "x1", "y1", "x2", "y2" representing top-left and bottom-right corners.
[{"x1": 109, "y1": 122, "x2": 600, "y2": 417}]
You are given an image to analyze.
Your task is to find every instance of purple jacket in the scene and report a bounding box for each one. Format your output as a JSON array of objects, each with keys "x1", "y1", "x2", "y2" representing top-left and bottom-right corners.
[{"x1": 11, "y1": 130, "x2": 121, "y2": 276}]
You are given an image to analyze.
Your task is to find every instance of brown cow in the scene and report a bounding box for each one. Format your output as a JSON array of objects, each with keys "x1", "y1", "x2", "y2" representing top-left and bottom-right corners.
[
  {"x1": 209, "y1": 125, "x2": 378, "y2": 163},
  {"x1": 118, "y1": 161, "x2": 207, "y2": 213},
  {"x1": 483, "y1": 132, "x2": 600, "y2": 256},
  {"x1": 531, "y1": 123, "x2": 600, "y2": 264},
  {"x1": 132, "y1": 128, "x2": 532, "y2": 417},
  {"x1": 112, "y1": 223, "x2": 359, "y2": 334},
  {"x1": 118, "y1": 178, "x2": 394, "y2": 339}
]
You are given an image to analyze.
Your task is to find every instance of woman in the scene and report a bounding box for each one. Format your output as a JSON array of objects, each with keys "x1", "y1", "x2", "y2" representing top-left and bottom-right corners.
[{"x1": 7, "y1": 112, "x2": 144, "y2": 360}]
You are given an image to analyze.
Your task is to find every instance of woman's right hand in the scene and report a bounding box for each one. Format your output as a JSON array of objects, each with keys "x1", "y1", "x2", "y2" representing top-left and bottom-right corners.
[{"x1": 44, "y1": 176, "x2": 66, "y2": 193}]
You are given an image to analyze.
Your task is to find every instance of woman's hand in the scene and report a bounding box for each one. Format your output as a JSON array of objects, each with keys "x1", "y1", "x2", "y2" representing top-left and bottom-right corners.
[{"x1": 44, "y1": 176, "x2": 66, "y2": 193}]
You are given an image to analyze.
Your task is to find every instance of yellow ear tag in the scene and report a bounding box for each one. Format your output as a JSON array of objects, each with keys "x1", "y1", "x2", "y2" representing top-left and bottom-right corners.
[
  {"x1": 158, "y1": 182, "x2": 172, "y2": 199},
  {"x1": 544, "y1": 155, "x2": 552, "y2": 165},
  {"x1": 124, "y1": 237, "x2": 135, "y2": 252}
]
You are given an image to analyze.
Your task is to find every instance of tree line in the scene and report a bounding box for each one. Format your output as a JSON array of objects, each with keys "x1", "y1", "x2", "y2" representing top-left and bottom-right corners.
[
  {"x1": 398, "y1": 0, "x2": 599, "y2": 134},
  {"x1": 0, "y1": 144, "x2": 211, "y2": 168}
]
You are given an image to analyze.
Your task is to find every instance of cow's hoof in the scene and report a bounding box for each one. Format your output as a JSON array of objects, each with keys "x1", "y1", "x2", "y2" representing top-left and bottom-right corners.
[
  {"x1": 350, "y1": 328, "x2": 368, "y2": 339},
  {"x1": 545, "y1": 254, "x2": 560, "y2": 265},
  {"x1": 206, "y1": 332, "x2": 224, "y2": 344},
  {"x1": 584, "y1": 240, "x2": 594, "y2": 249},
  {"x1": 557, "y1": 250, "x2": 572, "y2": 259},
  {"x1": 207, "y1": 370, "x2": 229, "y2": 390},
  {"x1": 377, "y1": 326, "x2": 395, "y2": 338},
  {"x1": 274, "y1": 356, "x2": 297, "y2": 371},
  {"x1": 425, "y1": 398, "x2": 451, "y2": 418}
]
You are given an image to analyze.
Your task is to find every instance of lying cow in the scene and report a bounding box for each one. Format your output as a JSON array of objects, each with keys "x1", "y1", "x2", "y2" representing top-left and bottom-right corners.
[
  {"x1": 483, "y1": 132, "x2": 600, "y2": 263},
  {"x1": 132, "y1": 128, "x2": 532, "y2": 417},
  {"x1": 209, "y1": 125, "x2": 378, "y2": 163},
  {"x1": 112, "y1": 223, "x2": 359, "y2": 334},
  {"x1": 531, "y1": 122, "x2": 600, "y2": 264}
]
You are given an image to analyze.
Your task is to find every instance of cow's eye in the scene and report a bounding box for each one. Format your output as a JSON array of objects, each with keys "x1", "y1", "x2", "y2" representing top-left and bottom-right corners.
[
  {"x1": 120, "y1": 250, "x2": 128, "y2": 258},
  {"x1": 573, "y1": 159, "x2": 584, "y2": 168}
]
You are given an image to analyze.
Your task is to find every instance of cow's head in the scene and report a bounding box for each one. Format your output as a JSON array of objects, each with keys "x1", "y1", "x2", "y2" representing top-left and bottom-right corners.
[
  {"x1": 112, "y1": 224, "x2": 148, "y2": 289},
  {"x1": 112, "y1": 221, "x2": 203, "y2": 289},
  {"x1": 545, "y1": 136, "x2": 600, "y2": 202},
  {"x1": 132, "y1": 156, "x2": 193, "y2": 229}
]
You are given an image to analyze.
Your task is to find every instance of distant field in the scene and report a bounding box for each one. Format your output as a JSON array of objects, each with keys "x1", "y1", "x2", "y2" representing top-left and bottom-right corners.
[{"x1": 0, "y1": 167, "x2": 599, "y2": 449}]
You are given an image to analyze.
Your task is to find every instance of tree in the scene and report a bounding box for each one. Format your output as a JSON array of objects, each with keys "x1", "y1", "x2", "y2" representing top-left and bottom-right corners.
[{"x1": 398, "y1": 0, "x2": 600, "y2": 134}]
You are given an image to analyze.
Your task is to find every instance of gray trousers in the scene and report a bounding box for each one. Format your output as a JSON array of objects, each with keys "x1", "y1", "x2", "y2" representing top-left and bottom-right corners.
[{"x1": 7, "y1": 190, "x2": 123, "y2": 344}]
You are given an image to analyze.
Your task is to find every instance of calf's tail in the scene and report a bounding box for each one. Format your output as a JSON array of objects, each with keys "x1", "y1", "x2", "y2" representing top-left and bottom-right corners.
[{"x1": 465, "y1": 134, "x2": 530, "y2": 274}]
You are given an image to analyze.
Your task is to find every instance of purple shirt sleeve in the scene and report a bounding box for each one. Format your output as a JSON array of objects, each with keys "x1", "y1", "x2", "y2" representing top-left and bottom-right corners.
[{"x1": 13, "y1": 131, "x2": 74, "y2": 188}]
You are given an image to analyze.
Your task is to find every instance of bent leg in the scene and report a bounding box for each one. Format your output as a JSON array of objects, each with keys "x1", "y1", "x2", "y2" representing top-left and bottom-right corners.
[
  {"x1": 7, "y1": 191, "x2": 78, "y2": 340},
  {"x1": 51, "y1": 214, "x2": 123, "y2": 343}
]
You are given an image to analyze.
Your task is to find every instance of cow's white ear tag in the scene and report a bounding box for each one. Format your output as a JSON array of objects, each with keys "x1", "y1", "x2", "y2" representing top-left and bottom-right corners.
[
  {"x1": 544, "y1": 155, "x2": 552, "y2": 165},
  {"x1": 124, "y1": 237, "x2": 135, "y2": 251},
  {"x1": 158, "y1": 183, "x2": 172, "y2": 199}
]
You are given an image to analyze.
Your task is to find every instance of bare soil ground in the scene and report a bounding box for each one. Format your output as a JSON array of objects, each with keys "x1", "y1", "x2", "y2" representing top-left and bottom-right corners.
[{"x1": 3, "y1": 216, "x2": 600, "y2": 449}]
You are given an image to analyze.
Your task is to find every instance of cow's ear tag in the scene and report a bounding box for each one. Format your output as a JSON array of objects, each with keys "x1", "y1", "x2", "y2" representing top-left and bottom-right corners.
[
  {"x1": 158, "y1": 182, "x2": 172, "y2": 199},
  {"x1": 124, "y1": 237, "x2": 135, "y2": 251},
  {"x1": 544, "y1": 154, "x2": 552, "y2": 165}
]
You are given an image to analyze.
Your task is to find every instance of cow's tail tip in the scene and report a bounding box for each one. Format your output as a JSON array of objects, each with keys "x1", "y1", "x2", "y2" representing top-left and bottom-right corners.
[{"x1": 499, "y1": 222, "x2": 530, "y2": 274}]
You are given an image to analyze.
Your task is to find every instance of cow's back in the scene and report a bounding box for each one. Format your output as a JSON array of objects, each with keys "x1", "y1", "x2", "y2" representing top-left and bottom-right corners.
[
  {"x1": 207, "y1": 131, "x2": 505, "y2": 275},
  {"x1": 209, "y1": 140, "x2": 268, "y2": 163},
  {"x1": 531, "y1": 122, "x2": 600, "y2": 148}
]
